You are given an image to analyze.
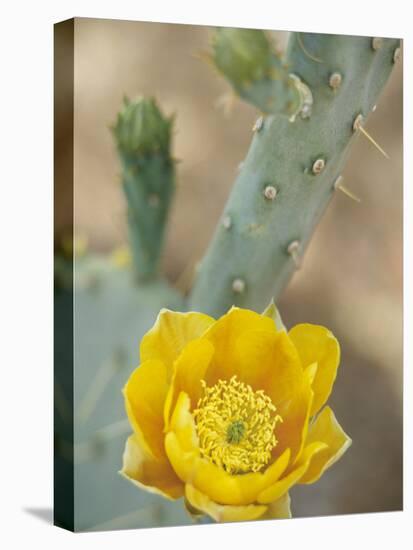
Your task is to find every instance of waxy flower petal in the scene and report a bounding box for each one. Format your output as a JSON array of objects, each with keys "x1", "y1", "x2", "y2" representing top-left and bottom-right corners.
[
  {"x1": 275, "y1": 363, "x2": 316, "y2": 463},
  {"x1": 120, "y1": 434, "x2": 183, "y2": 499},
  {"x1": 164, "y1": 338, "x2": 215, "y2": 429},
  {"x1": 123, "y1": 359, "x2": 168, "y2": 459},
  {"x1": 224, "y1": 329, "x2": 303, "y2": 405},
  {"x1": 260, "y1": 492, "x2": 292, "y2": 519},
  {"x1": 203, "y1": 307, "x2": 276, "y2": 386},
  {"x1": 299, "y1": 406, "x2": 352, "y2": 484},
  {"x1": 289, "y1": 324, "x2": 340, "y2": 416},
  {"x1": 257, "y1": 441, "x2": 328, "y2": 504},
  {"x1": 140, "y1": 309, "x2": 215, "y2": 376},
  {"x1": 185, "y1": 484, "x2": 268, "y2": 522}
]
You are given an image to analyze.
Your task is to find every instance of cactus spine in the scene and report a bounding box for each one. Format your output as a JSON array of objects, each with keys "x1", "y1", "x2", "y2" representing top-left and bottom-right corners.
[
  {"x1": 189, "y1": 31, "x2": 400, "y2": 317},
  {"x1": 112, "y1": 97, "x2": 175, "y2": 282}
]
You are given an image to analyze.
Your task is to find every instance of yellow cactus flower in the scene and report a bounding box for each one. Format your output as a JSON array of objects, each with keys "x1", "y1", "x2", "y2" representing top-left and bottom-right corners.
[{"x1": 120, "y1": 304, "x2": 351, "y2": 522}]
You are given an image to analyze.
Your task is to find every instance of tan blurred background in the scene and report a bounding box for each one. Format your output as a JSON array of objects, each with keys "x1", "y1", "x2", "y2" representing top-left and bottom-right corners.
[{"x1": 71, "y1": 18, "x2": 402, "y2": 517}]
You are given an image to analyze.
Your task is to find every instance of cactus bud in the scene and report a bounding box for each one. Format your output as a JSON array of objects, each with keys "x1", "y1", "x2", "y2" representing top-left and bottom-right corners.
[
  {"x1": 211, "y1": 28, "x2": 302, "y2": 117},
  {"x1": 212, "y1": 28, "x2": 273, "y2": 89},
  {"x1": 112, "y1": 96, "x2": 175, "y2": 281},
  {"x1": 112, "y1": 96, "x2": 172, "y2": 157}
]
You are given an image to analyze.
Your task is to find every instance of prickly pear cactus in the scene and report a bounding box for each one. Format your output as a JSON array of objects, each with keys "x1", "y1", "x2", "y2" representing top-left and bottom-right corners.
[
  {"x1": 55, "y1": 97, "x2": 189, "y2": 531},
  {"x1": 55, "y1": 27, "x2": 400, "y2": 532},
  {"x1": 55, "y1": 254, "x2": 190, "y2": 531},
  {"x1": 112, "y1": 97, "x2": 175, "y2": 282},
  {"x1": 189, "y1": 31, "x2": 401, "y2": 317}
]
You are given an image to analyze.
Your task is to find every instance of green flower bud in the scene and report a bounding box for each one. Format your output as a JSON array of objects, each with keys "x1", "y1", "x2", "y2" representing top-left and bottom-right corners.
[
  {"x1": 212, "y1": 28, "x2": 273, "y2": 88},
  {"x1": 112, "y1": 96, "x2": 172, "y2": 156},
  {"x1": 210, "y1": 28, "x2": 302, "y2": 117}
]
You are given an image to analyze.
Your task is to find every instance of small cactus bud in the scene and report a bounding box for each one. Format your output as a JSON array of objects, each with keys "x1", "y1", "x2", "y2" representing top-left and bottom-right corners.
[
  {"x1": 212, "y1": 28, "x2": 274, "y2": 89},
  {"x1": 112, "y1": 96, "x2": 172, "y2": 156},
  {"x1": 210, "y1": 28, "x2": 302, "y2": 117},
  {"x1": 112, "y1": 95, "x2": 175, "y2": 281}
]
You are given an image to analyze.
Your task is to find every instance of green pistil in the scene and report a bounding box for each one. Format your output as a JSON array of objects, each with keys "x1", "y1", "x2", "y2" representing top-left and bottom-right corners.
[{"x1": 226, "y1": 420, "x2": 245, "y2": 444}]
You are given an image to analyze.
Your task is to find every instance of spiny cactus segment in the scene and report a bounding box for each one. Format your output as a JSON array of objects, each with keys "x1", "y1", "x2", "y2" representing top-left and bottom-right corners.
[
  {"x1": 189, "y1": 33, "x2": 400, "y2": 316},
  {"x1": 112, "y1": 96, "x2": 175, "y2": 282}
]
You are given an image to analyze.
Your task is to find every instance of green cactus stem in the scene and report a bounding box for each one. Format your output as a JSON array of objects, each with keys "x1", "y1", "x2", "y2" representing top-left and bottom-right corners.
[
  {"x1": 55, "y1": 253, "x2": 187, "y2": 531},
  {"x1": 211, "y1": 28, "x2": 307, "y2": 118},
  {"x1": 189, "y1": 33, "x2": 400, "y2": 317},
  {"x1": 112, "y1": 96, "x2": 175, "y2": 282}
]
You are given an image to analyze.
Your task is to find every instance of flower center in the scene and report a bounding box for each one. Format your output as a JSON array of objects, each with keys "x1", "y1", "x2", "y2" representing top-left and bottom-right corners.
[
  {"x1": 226, "y1": 419, "x2": 246, "y2": 444},
  {"x1": 193, "y1": 375, "x2": 282, "y2": 474}
]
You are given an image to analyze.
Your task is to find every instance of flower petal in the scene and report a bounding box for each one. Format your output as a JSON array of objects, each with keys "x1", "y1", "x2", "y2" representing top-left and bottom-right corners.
[
  {"x1": 289, "y1": 324, "x2": 340, "y2": 416},
  {"x1": 140, "y1": 309, "x2": 215, "y2": 377},
  {"x1": 299, "y1": 406, "x2": 352, "y2": 484},
  {"x1": 257, "y1": 441, "x2": 327, "y2": 504},
  {"x1": 274, "y1": 364, "x2": 316, "y2": 463},
  {"x1": 123, "y1": 359, "x2": 168, "y2": 459},
  {"x1": 260, "y1": 492, "x2": 292, "y2": 520},
  {"x1": 169, "y1": 391, "x2": 200, "y2": 452},
  {"x1": 229, "y1": 329, "x2": 303, "y2": 407},
  {"x1": 185, "y1": 484, "x2": 268, "y2": 522},
  {"x1": 164, "y1": 338, "x2": 215, "y2": 429},
  {"x1": 203, "y1": 307, "x2": 277, "y2": 386},
  {"x1": 165, "y1": 391, "x2": 291, "y2": 506},
  {"x1": 120, "y1": 434, "x2": 184, "y2": 500}
]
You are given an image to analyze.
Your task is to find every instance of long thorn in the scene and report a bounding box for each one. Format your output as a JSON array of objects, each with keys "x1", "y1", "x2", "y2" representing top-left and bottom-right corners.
[
  {"x1": 358, "y1": 125, "x2": 390, "y2": 159},
  {"x1": 338, "y1": 184, "x2": 361, "y2": 202}
]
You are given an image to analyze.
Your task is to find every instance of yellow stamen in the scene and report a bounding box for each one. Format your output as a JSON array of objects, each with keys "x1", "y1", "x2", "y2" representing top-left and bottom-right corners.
[{"x1": 193, "y1": 376, "x2": 282, "y2": 474}]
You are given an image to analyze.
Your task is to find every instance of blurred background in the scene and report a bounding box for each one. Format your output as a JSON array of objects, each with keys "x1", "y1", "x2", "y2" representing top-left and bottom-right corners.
[{"x1": 66, "y1": 18, "x2": 402, "y2": 523}]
